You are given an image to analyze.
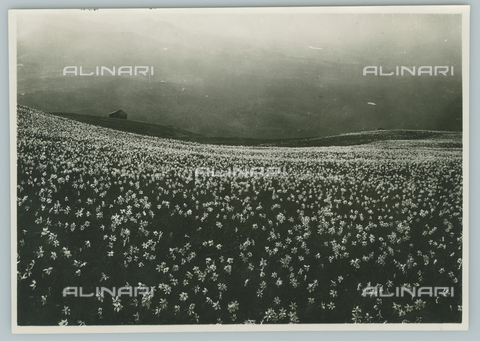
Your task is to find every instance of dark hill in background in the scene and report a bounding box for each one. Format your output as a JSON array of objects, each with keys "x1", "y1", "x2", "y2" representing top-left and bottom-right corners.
[
  {"x1": 45, "y1": 110, "x2": 461, "y2": 148},
  {"x1": 48, "y1": 111, "x2": 202, "y2": 140},
  {"x1": 17, "y1": 15, "x2": 463, "y2": 139}
]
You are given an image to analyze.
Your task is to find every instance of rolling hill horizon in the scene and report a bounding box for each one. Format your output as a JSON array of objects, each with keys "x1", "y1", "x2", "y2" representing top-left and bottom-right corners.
[{"x1": 33, "y1": 106, "x2": 461, "y2": 148}]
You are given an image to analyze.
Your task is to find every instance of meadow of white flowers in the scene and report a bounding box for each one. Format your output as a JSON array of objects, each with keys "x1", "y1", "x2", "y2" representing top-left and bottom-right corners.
[{"x1": 16, "y1": 105, "x2": 463, "y2": 325}]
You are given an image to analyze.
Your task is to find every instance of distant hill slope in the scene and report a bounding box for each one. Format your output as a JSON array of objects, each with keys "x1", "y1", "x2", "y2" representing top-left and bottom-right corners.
[
  {"x1": 47, "y1": 111, "x2": 275, "y2": 145},
  {"x1": 45, "y1": 110, "x2": 462, "y2": 148},
  {"x1": 47, "y1": 112, "x2": 203, "y2": 139},
  {"x1": 260, "y1": 129, "x2": 462, "y2": 147}
]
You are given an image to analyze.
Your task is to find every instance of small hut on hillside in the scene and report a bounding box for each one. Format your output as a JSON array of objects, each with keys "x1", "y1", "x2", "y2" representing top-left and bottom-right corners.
[{"x1": 109, "y1": 109, "x2": 128, "y2": 119}]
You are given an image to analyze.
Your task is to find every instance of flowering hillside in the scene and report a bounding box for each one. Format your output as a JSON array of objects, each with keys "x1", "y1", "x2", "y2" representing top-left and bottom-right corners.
[{"x1": 16, "y1": 105, "x2": 463, "y2": 325}]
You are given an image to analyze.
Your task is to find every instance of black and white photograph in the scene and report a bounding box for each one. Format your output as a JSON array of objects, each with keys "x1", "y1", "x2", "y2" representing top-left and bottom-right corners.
[{"x1": 9, "y1": 5, "x2": 469, "y2": 332}]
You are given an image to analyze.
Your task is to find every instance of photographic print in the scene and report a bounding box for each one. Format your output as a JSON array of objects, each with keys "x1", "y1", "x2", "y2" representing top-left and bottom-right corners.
[{"x1": 9, "y1": 6, "x2": 469, "y2": 332}]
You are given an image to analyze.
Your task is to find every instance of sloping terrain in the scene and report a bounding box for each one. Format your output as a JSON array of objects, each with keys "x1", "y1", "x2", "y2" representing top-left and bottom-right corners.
[
  {"x1": 16, "y1": 105, "x2": 463, "y2": 325},
  {"x1": 46, "y1": 109, "x2": 462, "y2": 148}
]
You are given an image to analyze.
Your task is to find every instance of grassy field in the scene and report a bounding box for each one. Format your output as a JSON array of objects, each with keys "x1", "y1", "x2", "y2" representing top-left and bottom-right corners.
[{"x1": 17, "y1": 105, "x2": 463, "y2": 325}]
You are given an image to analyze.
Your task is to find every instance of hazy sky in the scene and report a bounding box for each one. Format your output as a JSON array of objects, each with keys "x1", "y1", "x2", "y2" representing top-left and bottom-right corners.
[{"x1": 16, "y1": 8, "x2": 463, "y2": 64}]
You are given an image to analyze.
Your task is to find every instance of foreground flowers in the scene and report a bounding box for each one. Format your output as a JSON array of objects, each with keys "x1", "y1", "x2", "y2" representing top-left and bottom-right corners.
[{"x1": 16, "y1": 105, "x2": 463, "y2": 325}]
